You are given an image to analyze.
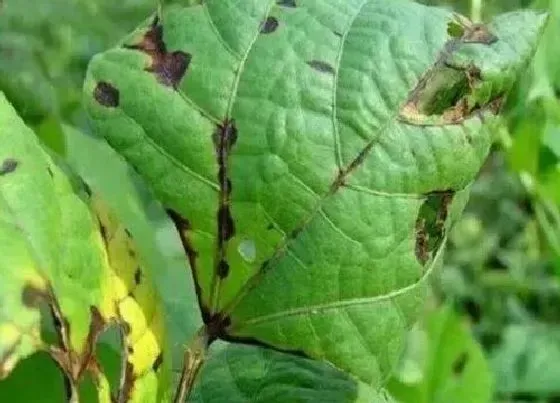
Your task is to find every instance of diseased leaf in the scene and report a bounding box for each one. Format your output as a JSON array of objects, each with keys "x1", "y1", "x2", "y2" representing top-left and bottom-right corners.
[
  {"x1": 0, "y1": 92, "x2": 169, "y2": 401},
  {"x1": 84, "y1": 0, "x2": 546, "y2": 387}
]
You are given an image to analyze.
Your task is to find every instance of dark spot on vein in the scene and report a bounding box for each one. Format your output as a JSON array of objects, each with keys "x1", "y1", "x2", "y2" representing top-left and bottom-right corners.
[
  {"x1": 134, "y1": 268, "x2": 142, "y2": 285},
  {"x1": 166, "y1": 209, "x2": 211, "y2": 322},
  {"x1": 125, "y1": 229, "x2": 132, "y2": 237},
  {"x1": 213, "y1": 119, "x2": 238, "y2": 282},
  {"x1": 277, "y1": 0, "x2": 296, "y2": 6},
  {"x1": 21, "y1": 285, "x2": 47, "y2": 308},
  {"x1": 415, "y1": 190, "x2": 455, "y2": 265},
  {"x1": 452, "y1": 351, "x2": 469, "y2": 375},
  {"x1": 267, "y1": 223, "x2": 274, "y2": 230},
  {"x1": 334, "y1": 31, "x2": 343, "y2": 37},
  {"x1": 217, "y1": 206, "x2": 235, "y2": 244},
  {"x1": 217, "y1": 260, "x2": 230, "y2": 279},
  {"x1": 94, "y1": 82, "x2": 120, "y2": 107},
  {"x1": 0, "y1": 158, "x2": 18, "y2": 176},
  {"x1": 289, "y1": 226, "x2": 303, "y2": 239},
  {"x1": 47, "y1": 167, "x2": 54, "y2": 178},
  {"x1": 307, "y1": 60, "x2": 335, "y2": 75},
  {"x1": 260, "y1": 16, "x2": 279, "y2": 34},
  {"x1": 124, "y1": 16, "x2": 192, "y2": 90},
  {"x1": 152, "y1": 353, "x2": 164, "y2": 372},
  {"x1": 128, "y1": 248, "x2": 136, "y2": 258},
  {"x1": 127, "y1": 346, "x2": 134, "y2": 355}
]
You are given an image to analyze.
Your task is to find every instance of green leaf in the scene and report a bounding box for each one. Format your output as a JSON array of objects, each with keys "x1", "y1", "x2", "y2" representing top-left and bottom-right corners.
[
  {"x1": 490, "y1": 325, "x2": 560, "y2": 397},
  {"x1": 190, "y1": 341, "x2": 394, "y2": 403},
  {"x1": 0, "y1": 92, "x2": 169, "y2": 401},
  {"x1": 387, "y1": 305, "x2": 493, "y2": 403},
  {"x1": 84, "y1": 0, "x2": 546, "y2": 386}
]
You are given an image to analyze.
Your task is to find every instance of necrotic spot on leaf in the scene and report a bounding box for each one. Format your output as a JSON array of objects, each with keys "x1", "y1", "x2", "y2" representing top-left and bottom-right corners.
[
  {"x1": 452, "y1": 351, "x2": 469, "y2": 375},
  {"x1": 277, "y1": 0, "x2": 296, "y2": 7},
  {"x1": 21, "y1": 285, "x2": 47, "y2": 308},
  {"x1": 218, "y1": 206, "x2": 235, "y2": 242},
  {"x1": 0, "y1": 158, "x2": 18, "y2": 175},
  {"x1": 307, "y1": 60, "x2": 335, "y2": 75},
  {"x1": 152, "y1": 353, "x2": 164, "y2": 372},
  {"x1": 217, "y1": 260, "x2": 230, "y2": 278},
  {"x1": 124, "y1": 17, "x2": 192, "y2": 89},
  {"x1": 260, "y1": 17, "x2": 279, "y2": 34},
  {"x1": 134, "y1": 268, "x2": 142, "y2": 285},
  {"x1": 415, "y1": 191, "x2": 455, "y2": 265},
  {"x1": 94, "y1": 82, "x2": 120, "y2": 107}
]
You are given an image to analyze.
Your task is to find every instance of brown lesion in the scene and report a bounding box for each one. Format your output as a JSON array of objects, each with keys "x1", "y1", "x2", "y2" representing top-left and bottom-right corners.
[
  {"x1": 307, "y1": 60, "x2": 335, "y2": 75},
  {"x1": 124, "y1": 16, "x2": 192, "y2": 90},
  {"x1": 452, "y1": 351, "x2": 469, "y2": 375},
  {"x1": 400, "y1": 19, "x2": 501, "y2": 126},
  {"x1": 415, "y1": 190, "x2": 455, "y2": 265},
  {"x1": 0, "y1": 158, "x2": 18, "y2": 176},
  {"x1": 94, "y1": 81, "x2": 120, "y2": 107},
  {"x1": 260, "y1": 16, "x2": 279, "y2": 34}
]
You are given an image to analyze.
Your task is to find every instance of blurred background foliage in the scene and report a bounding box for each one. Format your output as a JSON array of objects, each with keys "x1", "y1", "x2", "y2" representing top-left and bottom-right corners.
[{"x1": 0, "y1": 0, "x2": 559, "y2": 402}]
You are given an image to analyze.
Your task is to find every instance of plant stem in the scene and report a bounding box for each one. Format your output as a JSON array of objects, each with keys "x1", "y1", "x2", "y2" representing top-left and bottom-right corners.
[
  {"x1": 173, "y1": 327, "x2": 209, "y2": 403},
  {"x1": 471, "y1": 0, "x2": 482, "y2": 22}
]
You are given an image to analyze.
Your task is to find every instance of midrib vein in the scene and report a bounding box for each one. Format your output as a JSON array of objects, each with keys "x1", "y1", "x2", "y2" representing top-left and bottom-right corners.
[{"x1": 208, "y1": 0, "x2": 277, "y2": 313}]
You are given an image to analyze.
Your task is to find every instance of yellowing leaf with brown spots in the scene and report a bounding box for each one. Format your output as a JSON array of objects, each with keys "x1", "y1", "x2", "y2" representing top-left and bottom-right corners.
[{"x1": 0, "y1": 92, "x2": 169, "y2": 402}]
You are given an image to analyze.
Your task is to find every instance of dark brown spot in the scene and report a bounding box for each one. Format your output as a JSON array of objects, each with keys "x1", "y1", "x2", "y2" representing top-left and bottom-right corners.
[
  {"x1": 307, "y1": 60, "x2": 335, "y2": 75},
  {"x1": 127, "y1": 346, "x2": 134, "y2": 355},
  {"x1": 0, "y1": 158, "x2": 18, "y2": 175},
  {"x1": 128, "y1": 248, "x2": 136, "y2": 258},
  {"x1": 124, "y1": 17, "x2": 192, "y2": 90},
  {"x1": 94, "y1": 82, "x2": 120, "y2": 107},
  {"x1": 452, "y1": 351, "x2": 469, "y2": 375},
  {"x1": 217, "y1": 260, "x2": 230, "y2": 279},
  {"x1": 98, "y1": 221, "x2": 109, "y2": 244},
  {"x1": 260, "y1": 16, "x2": 279, "y2": 34},
  {"x1": 21, "y1": 285, "x2": 47, "y2": 308},
  {"x1": 289, "y1": 226, "x2": 303, "y2": 239},
  {"x1": 415, "y1": 191, "x2": 455, "y2": 265},
  {"x1": 217, "y1": 206, "x2": 235, "y2": 244},
  {"x1": 122, "y1": 321, "x2": 131, "y2": 335},
  {"x1": 206, "y1": 314, "x2": 232, "y2": 342},
  {"x1": 277, "y1": 0, "x2": 296, "y2": 6},
  {"x1": 152, "y1": 353, "x2": 164, "y2": 372},
  {"x1": 134, "y1": 268, "x2": 142, "y2": 285}
]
